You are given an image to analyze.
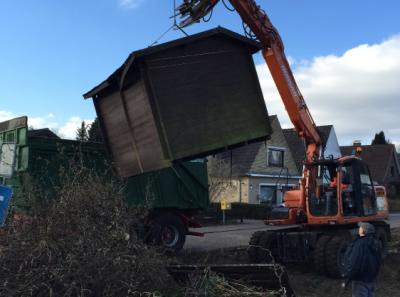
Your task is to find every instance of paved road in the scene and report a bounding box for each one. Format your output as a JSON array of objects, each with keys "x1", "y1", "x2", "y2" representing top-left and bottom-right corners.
[{"x1": 184, "y1": 213, "x2": 400, "y2": 252}]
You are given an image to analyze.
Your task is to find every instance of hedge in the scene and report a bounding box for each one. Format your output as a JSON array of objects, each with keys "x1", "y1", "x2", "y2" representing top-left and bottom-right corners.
[{"x1": 200, "y1": 202, "x2": 271, "y2": 223}]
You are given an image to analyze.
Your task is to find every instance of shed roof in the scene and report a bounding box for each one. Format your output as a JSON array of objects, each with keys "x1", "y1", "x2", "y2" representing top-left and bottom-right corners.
[
  {"x1": 83, "y1": 27, "x2": 261, "y2": 99},
  {"x1": 340, "y1": 144, "x2": 397, "y2": 184}
]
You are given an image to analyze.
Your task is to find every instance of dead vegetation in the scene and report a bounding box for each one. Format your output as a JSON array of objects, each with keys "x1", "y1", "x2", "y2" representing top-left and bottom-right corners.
[
  {"x1": 0, "y1": 166, "x2": 176, "y2": 297},
  {"x1": 0, "y1": 164, "x2": 286, "y2": 297},
  {"x1": 178, "y1": 233, "x2": 400, "y2": 297},
  {"x1": 181, "y1": 271, "x2": 281, "y2": 297},
  {"x1": 207, "y1": 157, "x2": 238, "y2": 203}
]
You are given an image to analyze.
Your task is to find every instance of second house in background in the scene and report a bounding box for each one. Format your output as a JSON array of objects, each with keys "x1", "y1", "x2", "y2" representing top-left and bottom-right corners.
[{"x1": 209, "y1": 115, "x2": 341, "y2": 206}]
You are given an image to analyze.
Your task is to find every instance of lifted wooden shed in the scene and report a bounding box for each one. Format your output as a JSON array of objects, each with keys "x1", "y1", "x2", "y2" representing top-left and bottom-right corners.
[{"x1": 84, "y1": 27, "x2": 271, "y2": 177}]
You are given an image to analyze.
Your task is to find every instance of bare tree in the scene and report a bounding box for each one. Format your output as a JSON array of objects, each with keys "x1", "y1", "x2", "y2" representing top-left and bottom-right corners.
[{"x1": 207, "y1": 157, "x2": 238, "y2": 203}]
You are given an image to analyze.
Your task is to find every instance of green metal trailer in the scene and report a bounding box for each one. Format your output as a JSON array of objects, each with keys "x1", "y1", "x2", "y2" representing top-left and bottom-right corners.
[
  {"x1": 0, "y1": 117, "x2": 108, "y2": 208},
  {"x1": 0, "y1": 116, "x2": 209, "y2": 251}
]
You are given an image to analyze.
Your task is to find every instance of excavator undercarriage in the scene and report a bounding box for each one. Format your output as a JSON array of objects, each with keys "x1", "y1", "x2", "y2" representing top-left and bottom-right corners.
[{"x1": 248, "y1": 221, "x2": 390, "y2": 278}]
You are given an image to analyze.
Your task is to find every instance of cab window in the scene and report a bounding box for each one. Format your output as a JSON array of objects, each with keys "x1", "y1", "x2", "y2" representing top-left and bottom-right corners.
[{"x1": 359, "y1": 163, "x2": 376, "y2": 216}]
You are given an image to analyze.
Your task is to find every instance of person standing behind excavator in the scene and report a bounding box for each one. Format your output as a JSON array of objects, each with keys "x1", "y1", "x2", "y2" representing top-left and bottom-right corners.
[{"x1": 343, "y1": 222, "x2": 382, "y2": 297}]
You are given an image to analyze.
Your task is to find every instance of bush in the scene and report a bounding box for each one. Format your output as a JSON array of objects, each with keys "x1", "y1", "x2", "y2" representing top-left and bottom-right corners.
[
  {"x1": 0, "y1": 161, "x2": 285, "y2": 296},
  {"x1": 0, "y1": 166, "x2": 177, "y2": 297}
]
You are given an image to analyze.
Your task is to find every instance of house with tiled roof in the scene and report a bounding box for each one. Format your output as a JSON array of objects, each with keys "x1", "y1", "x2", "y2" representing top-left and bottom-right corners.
[
  {"x1": 209, "y1": 115, "x2": 300, "y2": 205},
  {"x1": 209, "y1": 116, "x2": 341, "y2": 206},
  {"x1": 340, "y1": 144, "x2": 400, "y2": 191}
]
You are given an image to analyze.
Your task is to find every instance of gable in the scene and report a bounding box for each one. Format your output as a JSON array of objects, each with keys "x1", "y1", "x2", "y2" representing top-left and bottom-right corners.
[
  {"x1": 282, "y1": 125, "x2": 338, "y2": 172},
  {"x1": 250, "y1": 116, "x2": 300, "y2": 176},
  {"x1": 323, "y1": 126, "x2": 341, "y2": 158}
]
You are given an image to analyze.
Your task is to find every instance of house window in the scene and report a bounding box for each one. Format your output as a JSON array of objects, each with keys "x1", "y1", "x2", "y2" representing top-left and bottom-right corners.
[
  {"x1": 259, "y1": 185, "x2": 277, "y2": 205},
  {"x1": 268, "y1": 148, "x2": 284, "y2": 167}
]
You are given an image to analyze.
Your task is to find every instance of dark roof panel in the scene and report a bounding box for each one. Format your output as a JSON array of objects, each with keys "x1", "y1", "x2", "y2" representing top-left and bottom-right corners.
[
  {"x1": 282, "y1": 128, "x2": 305, "y2": 173},
  {"x1": 317, "y1": 125, "x2": 333, "y2": 149},
  {"x1": 340, "y1": 144, "x2": 395, "y2": 184},
  {"x1": 83, "y1": 27, "x2": 261, "y2": 99},
  {"x1": 27, "y1": 128, "x2": 60, "y2": 139},
  {"x1": 282, "y1": 125, "x2": 332, "y2": 172}
]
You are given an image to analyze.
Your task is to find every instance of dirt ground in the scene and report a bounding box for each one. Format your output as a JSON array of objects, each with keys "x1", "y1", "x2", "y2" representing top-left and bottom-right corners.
[{"x1": 178, "y1": 228, "x2": 400, "y2": 297}]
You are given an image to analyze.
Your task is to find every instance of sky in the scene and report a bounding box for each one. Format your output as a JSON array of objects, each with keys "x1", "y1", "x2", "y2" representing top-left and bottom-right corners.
[{"x1": 0, "y1": 0, "x2": 399, "y2": 149}]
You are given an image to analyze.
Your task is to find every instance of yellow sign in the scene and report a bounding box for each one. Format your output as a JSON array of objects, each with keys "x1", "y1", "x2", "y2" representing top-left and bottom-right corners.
[
  {"x1": 221, "y1": 200, "x2": 227, "y2": 210},
  {"x1": 220, "y1": 200, "x2": 231, "y2": 210}
]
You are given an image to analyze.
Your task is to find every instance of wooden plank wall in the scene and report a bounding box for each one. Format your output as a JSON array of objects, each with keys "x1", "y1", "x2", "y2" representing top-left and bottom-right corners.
[
  {"x1": 97, "y1": 91, "x2": 138, "y2": 177},
  {"x1": 97, "y1": 80, "x2": 168, "y2": 177},
  {"x1": 123, "y1": 80, "x2": 167, "y2": 175}
]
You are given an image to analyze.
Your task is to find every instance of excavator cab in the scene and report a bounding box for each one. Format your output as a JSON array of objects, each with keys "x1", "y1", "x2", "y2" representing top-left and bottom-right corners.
[
  {"x1": 307, "y1": 157, "x2": 379, "y2": 224},
  {"x1": 267, "y1": 156, "x2": 388, "y2": 225}
]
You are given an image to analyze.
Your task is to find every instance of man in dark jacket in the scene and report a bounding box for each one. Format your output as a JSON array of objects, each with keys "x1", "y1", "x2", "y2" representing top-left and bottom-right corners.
[{"x1": 344, "y1": 222, "x2": 382, "y2": 297}]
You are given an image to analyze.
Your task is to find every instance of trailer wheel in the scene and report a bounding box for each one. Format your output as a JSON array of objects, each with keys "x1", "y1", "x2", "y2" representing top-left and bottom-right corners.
[
  {"x1": 326, "y1": 236, "x2": 349, "y2": 278},
  {"x1": 149, "y1": 214, "x2": 186, "y2": 252},
  {"x1": 248, "y1": 231, "x2": 264, "y2": 262},
  {"x1": 375, "y1": 227, "x2": 388, "y2": 258},
  {"x1": 257, "y1": 231, "x2": 278, "y2": 263},
  {"x1": 313, "y1": 235, "x2": 332, "y2": 275}
]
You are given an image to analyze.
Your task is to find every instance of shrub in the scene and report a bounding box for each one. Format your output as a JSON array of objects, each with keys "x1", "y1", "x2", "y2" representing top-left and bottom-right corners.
[{"x1": 0, "y1": 165, "x2": 177, "y2": 297}]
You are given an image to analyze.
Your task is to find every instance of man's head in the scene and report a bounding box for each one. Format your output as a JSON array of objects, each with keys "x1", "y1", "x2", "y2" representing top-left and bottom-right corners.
[{"x1": 358, "y1": 222, "x2": 375, "y2": 237}]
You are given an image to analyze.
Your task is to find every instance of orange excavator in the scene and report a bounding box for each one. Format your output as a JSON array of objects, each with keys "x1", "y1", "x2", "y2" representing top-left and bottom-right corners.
[{"x1": 176, "y1": 0, "x2": 390, "y2": 277}]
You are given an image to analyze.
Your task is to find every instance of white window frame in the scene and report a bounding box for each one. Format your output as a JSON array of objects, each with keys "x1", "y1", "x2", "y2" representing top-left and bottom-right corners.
[
  {"x1": 259, "y1": 183, "x2": 297, "y2": 205},
  {"x1": 267, "y1": 146, "x2": 286, "y2": 167}
]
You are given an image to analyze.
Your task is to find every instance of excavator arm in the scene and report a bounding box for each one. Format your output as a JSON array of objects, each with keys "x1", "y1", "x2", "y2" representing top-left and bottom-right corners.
[{"x1": 177, "y1": 0, "x2": 321, "y2": 162}]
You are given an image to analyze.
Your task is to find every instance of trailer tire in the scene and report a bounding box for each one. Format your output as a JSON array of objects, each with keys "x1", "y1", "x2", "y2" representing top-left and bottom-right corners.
[
  {"x1": 149, "y1": 214, "x2": 186, "y2": 252},
  {"x1": 326, "y1": 235, "x2": 349, "y2": 278},
  {"x1": 375, "y1": 227, "x2": 388, "y2": 258},
  {"x1": 248, "y1": 231, "x2": 264, "y2": 262},
  {"x1": 257, "y1": 231, "x2": 278, "y2": 263},
  {"x1": 313, "y1": 235, "x2": 332, "y2": 275}
]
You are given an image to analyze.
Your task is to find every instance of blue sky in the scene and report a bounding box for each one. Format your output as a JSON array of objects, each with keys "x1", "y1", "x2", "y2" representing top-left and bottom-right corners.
[{"x1": 1, "y1": 0, "x2": 399, "y2": 145}]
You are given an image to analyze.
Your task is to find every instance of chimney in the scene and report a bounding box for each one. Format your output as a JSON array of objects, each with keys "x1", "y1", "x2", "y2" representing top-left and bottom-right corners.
[{"x1": 352, "y1": 140, "x2": 362, "y2": 156}]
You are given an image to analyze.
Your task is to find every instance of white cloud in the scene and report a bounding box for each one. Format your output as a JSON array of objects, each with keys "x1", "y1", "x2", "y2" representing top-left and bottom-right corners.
[
  {"x1": 0, "y1": 111, "x2": 59, "y2": 131},
  {"x1": 28, "y1": 113, "x2": 58, "y2": 130},
  {"x1": 0, "y1": 112, "x2": 94, "y2": 140},
  {"x1": 58, "y1": 117, "x2": 94, "y2": 140},
  {"x1": 256, "y1": 35, "x2": 400, "y2": 147},
  {"x1": 0, "y1": 111, "x2": 16, "y2": 122},
  {"x1": 119, "y1": 0, "x2": 144, "y2": 9}
]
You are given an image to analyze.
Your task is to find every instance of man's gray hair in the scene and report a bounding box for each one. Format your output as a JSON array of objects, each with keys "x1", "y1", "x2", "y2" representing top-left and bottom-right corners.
[{"x1": 358, "y1": 222, "x2": 375, "y2": 234}]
